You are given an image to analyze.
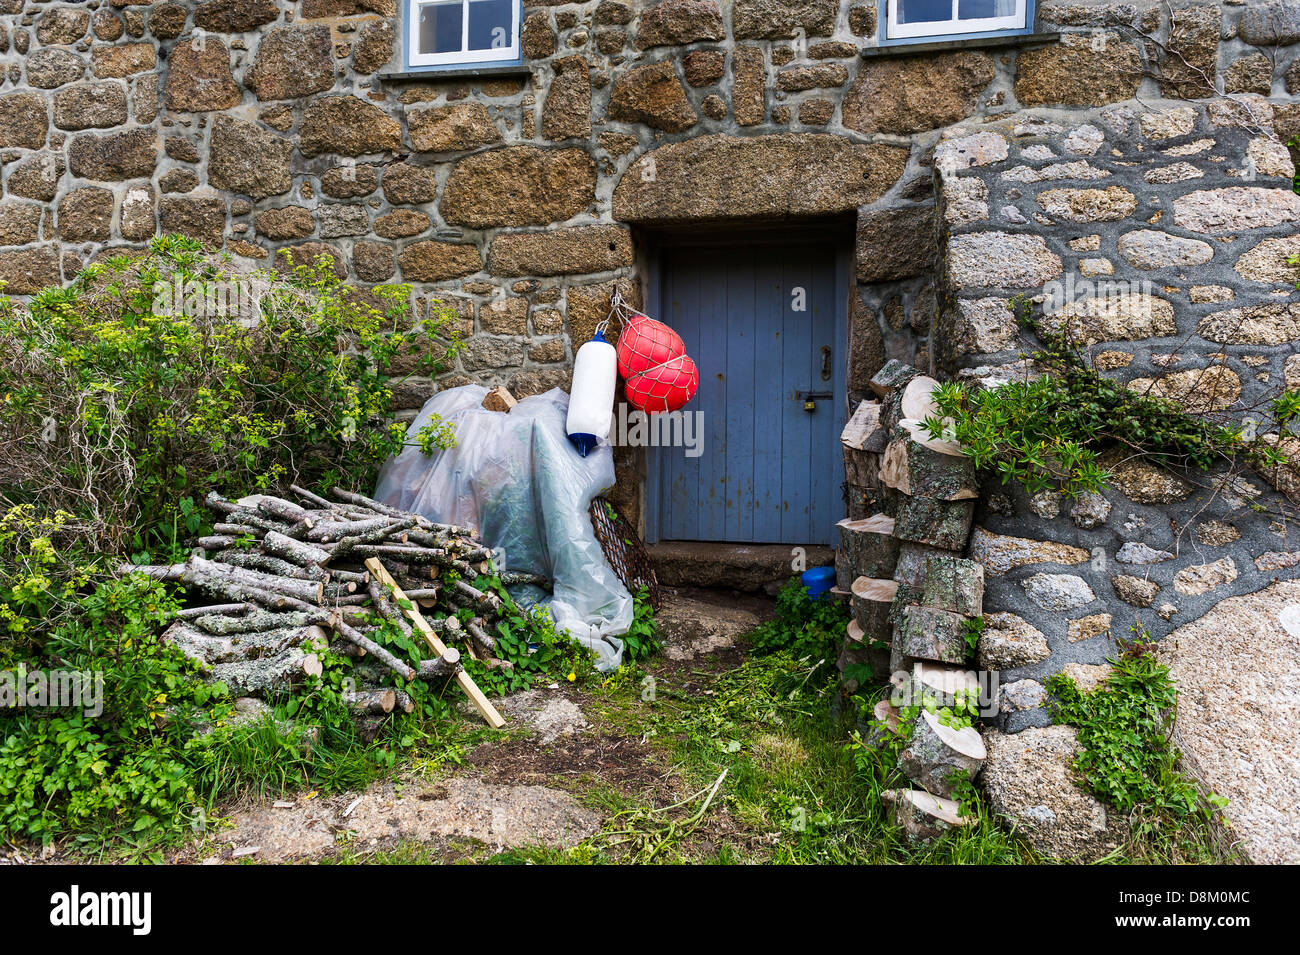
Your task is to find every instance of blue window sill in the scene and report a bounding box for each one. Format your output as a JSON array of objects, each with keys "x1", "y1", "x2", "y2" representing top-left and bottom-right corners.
[{"x1": 863, "y1": 30, "x2": 1059, "y2": 56}]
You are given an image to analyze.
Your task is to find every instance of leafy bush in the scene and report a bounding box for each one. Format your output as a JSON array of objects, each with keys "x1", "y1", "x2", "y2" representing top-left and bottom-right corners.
[
  {"x1": 750, "y1": 578, "x2": 849, "y2": 662},
  {"x1": 1045, "y1": 640, "x2": 1219, "y2": 818},
  {"x1": 924, "y1": 316, "x2": 1284, "y2": 497},
  {"x1": 0, "y1": 235, "x2": 461, "y2": 554},
  {"x1": 0, "y1": 564, "x2": 225, "y2": 842}
]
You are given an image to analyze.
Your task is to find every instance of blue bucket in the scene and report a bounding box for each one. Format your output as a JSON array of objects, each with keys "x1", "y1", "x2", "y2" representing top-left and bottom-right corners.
[{"x1": 801, "y1": 566, "x2": 836, "y2": 600}]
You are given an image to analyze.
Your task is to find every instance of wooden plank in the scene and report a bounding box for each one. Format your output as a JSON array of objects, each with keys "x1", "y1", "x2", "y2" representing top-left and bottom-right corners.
[
  {"x1": 780, "y1": 249, "x2": 813, "y2": 543},
  {"x1": 698, "y1": 249, "x2": 729, "y2": 541},
  {"x1": 807, "y1": 248, "x2": 839, "y2": 546},
  {"x1": 745, "y1": 247, "x2": 778, "y2": 542},
  {"x1": 364, "y1": 558, "x2": 505, "y2": 729}
]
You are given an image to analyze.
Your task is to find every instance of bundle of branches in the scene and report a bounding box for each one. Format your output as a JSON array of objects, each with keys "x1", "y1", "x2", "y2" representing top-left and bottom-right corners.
[{"x1": 120, "y1": 486, "x2": 545, "y2": 733}]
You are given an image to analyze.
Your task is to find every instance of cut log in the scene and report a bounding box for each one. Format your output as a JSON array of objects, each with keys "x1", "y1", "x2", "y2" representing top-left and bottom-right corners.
[
  {"x1": 366, "y1": 579, "x2": 415, "y2": 641},
  {"x1": 497, "y1": 571, "x2": 548, "y2": 587},
  {"x1": 845, "y1": 484, "x2": 890, "y2": 522},
  {"x1": 464, "y1": 617, "x2": 496, "y2": 656},
  {"x1": 836, "y1": 514, "x2": 900, "y2": 586},
  {"x1": 173, "y1": 602, "x2": 249, "y2": 620},
  {"x1": 850, "y1": 576, "x2": 899, "y2": 603},
  {"x1": 329, "y1": 517, "x2": 417, "y2": 561},
  {"x1": 349, "y1": 688, "x2": 396, "y2": 716},
  {"x1": 329, "y1": 614, "x2": 416, "y2": 682},
  {"x1": 916, "y1": 554, "x2": 985, "y2": 616},
  {"x1": 306, "y1": 516, "x2": 397, "y2": 543},
  {"x1": 330, "y1": 487, "x2": 406, "y2": 519},
  {"x1": 452, "y1": 579, "x2": 501, "y2": 612},
  {"x1": 418, "y1": 647, "x2": 463, "y2": 680},
  {"x1": 882, "y1": 789, "x2": 970, "y2": 841},
  {"x1": 256, "y1": 496, "x2": 314, "y2": 527},
  {"x1": 289, "y1": 484, "x2": 336, "y2": 510},
  {"x1": 899, "y1": 418, "x2": 964, "y2": 457},
  {"x1": 214, "y1": 549, "x2": 328, "y2": 582},
  {"x1": 841, "y1": 400, "x2": 885, "y2": 451},
  {"x1": 874, "y1": 699, "x2": 901, "y2": 733},
  {"x1": 392, "y1": 689, "x2": 415, "y2": 714},
  {"x1": 261, "y1": 530, "x2": 332, "y2": 568},
  {"x1": 892, "y1": 496, "x2": 974, "y2": 551},
  {"x1": 901, "y1": 661, "x2": 984, "y2": 714},
  {"x1": 194, "y1": 609, "x2": 328, "y2": 636},
  {"x1": 898, "y1": 708, "x2": 986, "y2": 797},
  {"x1": 842, "y1": 446, "x2": 881, "y2": 489},
  {"x1": 850, "y1": 576, "x2": 897, "y2": 648},
  {"x1": 893, "y1": 605, "x2": 970, "y2": 665},
  {"x1": 482, "y1": 385, "x2": 518, "y2": 413},
  {"x1": 899, "y1": 375, "x2": 941, "y2": 422},
  {"x1": 869, "y1": 359, "x2": 916, "y2": 397},
  {"x1": 196, "y1": 535, "x2": 241, "y2": 550},
  {"x1": 879, "y1": 433, "x2": 978, "y2": 500},
  {"x1": 190, "y1": 556, "x2": 324, "y2": 604}
]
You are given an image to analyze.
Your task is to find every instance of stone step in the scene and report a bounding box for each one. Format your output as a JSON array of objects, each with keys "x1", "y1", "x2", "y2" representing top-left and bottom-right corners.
[{"x1": 648, "y1": 541, "x2": 834, "y2": 593}]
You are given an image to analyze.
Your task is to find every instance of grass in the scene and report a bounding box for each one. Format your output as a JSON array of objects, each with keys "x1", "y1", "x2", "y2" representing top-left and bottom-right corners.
[{"x1": 173, "y1": 622, "x2": 1236, "y2": 866}]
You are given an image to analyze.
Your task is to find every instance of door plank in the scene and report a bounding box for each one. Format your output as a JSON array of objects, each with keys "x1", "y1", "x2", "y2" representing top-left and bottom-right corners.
[{"x1": 722, "y1": 248, "x2": 759, "y2": 545}]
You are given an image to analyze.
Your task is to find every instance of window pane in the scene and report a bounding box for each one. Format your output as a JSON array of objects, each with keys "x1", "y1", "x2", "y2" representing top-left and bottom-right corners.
[
  {"x1": 467, "y1": 0, "x2": 513, "y2": 51},
  {"x1": 959, "y1": 0, "x2": 1017, "y2": 18},
  {"x1": 418, "y1": 1, "x2": 463, "y2": 55},
  {"x1": 896, "y1": 0, "x2": 953, "y2": 24}
]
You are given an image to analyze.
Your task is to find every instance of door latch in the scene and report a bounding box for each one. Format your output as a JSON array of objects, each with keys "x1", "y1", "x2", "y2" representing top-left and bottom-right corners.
[{"x1": 797, "y1": 390, "x2": 833, "y2": 412}]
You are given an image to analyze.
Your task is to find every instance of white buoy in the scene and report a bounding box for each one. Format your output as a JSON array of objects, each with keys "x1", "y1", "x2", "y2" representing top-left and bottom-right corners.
[{"x1": 566, "y1": 326, "x2": 617, "y2": 456}]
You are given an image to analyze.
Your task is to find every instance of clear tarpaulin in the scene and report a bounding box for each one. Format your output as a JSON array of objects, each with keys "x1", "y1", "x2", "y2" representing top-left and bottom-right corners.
[{"x1": 373, "y1": 385, "x2": 632, "y2": 670}]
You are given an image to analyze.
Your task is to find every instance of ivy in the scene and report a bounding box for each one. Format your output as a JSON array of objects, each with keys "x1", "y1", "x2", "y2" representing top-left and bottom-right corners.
[{"x1": 923, "y1": 309, "x2": 1290, "y2": 497}]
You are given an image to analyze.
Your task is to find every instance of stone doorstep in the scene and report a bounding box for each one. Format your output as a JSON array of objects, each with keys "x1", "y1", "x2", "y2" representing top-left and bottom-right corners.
[{"x1": 648, "y1": 540, "x2": 834, "y2": 592}]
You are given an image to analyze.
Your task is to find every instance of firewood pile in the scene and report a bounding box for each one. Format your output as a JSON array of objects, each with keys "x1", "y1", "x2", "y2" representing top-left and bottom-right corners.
[
  {"x1": 833, "y1": 360, "x2": 988, "y2": 840},
  {"x1": 120, "y1": 486, "x2": 534, "y2": 732}
]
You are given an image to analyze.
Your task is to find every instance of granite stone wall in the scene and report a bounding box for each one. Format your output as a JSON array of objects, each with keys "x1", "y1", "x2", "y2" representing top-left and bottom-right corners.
[
  {"x1": 935, "y1": 98, "x2": 1300, "y2": 731},
  {"x1": 933, "y1": 99, "x2": 1300, "y2": 861}
]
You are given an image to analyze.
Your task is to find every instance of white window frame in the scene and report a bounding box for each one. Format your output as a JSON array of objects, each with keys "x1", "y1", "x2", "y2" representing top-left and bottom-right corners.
[
  {"x1": 886, "y1": 0, "x2": 1028, "y2": 40},
  {"x1": 406, "y1": 0, "x2": 521, "y2": 68}
]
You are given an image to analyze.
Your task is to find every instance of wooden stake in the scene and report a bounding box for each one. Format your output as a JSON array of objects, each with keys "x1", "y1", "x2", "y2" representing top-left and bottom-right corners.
[{"x1": 365, "y1": 558, "x2": 505, "y2": 729}]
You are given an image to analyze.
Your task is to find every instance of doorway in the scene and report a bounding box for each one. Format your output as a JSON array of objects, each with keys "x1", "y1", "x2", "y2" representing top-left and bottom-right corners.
[{"x1": 643, "y1": 233, "x2": 850, "y2": 547}]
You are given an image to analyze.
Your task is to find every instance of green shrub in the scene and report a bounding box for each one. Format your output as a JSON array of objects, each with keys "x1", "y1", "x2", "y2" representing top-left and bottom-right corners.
[
  {"x1": 750, "y1": 577, "x2": 849, "y2": 663},
  {"x1": 0, "y1": 235, "x2": 461, "y2": 555},
  {"x1": 924, "y1": 316, "x2": 1284, "y2": 497},
  {"x1": 1045, "y1": 640, "x2": 1217, "y2": 818}
]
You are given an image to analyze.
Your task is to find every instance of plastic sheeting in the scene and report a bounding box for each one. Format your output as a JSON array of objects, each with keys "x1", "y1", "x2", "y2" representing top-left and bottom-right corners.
[{"x1": 373, "y1": 385, "x2": 632, "y2": 670}]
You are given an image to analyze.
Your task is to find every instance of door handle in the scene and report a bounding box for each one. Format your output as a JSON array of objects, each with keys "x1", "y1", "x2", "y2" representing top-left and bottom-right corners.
[{"x1": 821, "y1": 345, "x2": 832, "y2": 382}]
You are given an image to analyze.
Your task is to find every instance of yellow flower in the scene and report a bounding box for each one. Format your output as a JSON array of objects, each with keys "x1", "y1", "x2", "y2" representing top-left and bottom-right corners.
[{"x1": 567, "y1": 672, "x2": 576, "y2": 682}]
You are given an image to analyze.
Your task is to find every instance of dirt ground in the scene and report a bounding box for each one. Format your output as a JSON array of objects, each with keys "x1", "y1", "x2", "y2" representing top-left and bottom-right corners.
[{"x1": 178, "y1": 587, "x2": 777, "y2": 865}]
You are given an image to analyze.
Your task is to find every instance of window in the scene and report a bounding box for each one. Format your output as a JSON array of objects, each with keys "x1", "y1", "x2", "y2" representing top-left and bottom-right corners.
[
  {"x1": 405, "y1": 0, "x2": 520, "y2": 69},
  {"x1": 881, "y1": 0, "x2": 1032, "y2": 44}
]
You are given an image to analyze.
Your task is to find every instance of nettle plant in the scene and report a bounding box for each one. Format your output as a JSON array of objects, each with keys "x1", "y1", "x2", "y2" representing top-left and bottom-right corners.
[
  {"x1": 923, "y1": 303, "x2": 1297, "y2": 499},
  {"x1": 0, "y1": 235, "x2": 462, "y2": 554}
]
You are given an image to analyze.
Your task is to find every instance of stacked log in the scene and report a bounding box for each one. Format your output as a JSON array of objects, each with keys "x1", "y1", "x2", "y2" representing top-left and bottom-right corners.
[
  {"x1": 124, "y1": 486, "x2": 530, "y2": 732},
  {"x1": 835, "y1": 362, "x2": 988, "y2": 838}
]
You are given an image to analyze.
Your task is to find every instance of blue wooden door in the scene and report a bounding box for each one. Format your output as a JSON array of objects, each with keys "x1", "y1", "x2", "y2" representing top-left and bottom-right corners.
[{"x1": 649, "y1": 243, "x2": 845, "y2": 546}]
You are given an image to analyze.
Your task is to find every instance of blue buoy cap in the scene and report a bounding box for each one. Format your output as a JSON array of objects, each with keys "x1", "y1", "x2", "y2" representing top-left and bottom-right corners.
[
  {"x1": 568, "y1": 432, "x2": 598, "y2": 457},
  {"x1": 801, "y1": 565, "x2": 836, "y2": 598}
]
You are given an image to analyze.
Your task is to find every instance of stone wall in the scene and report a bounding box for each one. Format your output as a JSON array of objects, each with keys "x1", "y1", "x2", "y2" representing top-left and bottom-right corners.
[
  {"x1": 933, "y1": 100, "x2": 1300, "y2": 861},
  {"x1": 935, "y1": 98, "x2": 1300, "y2": 731}
]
